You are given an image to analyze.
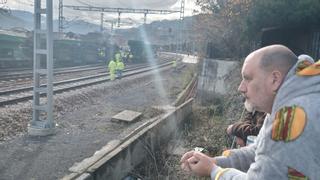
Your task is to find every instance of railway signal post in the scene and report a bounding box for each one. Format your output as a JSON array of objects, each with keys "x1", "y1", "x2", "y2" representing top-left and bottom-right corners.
[{"x1": 28, "y1": 0, "x2": 55, "y2": 136}]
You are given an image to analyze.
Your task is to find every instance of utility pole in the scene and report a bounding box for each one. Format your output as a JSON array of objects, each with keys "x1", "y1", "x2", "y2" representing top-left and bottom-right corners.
[
  {"x1": 29, "y1": 0, "x2": 55, "y2": 136},
  {"x1": 180, "y1": 0, "x2": 185, "y2": 21},
  {"x1": 100, "y1": 12, "x2": 104, "y2": 32},
  {"x1": 58, "y1": 0, "x2": 63, "y2": 33},
  {"x1": 179, "y1": 0, "x2": 185, "y2": 53},
  {"x1": 175, "y1": 0, "x2": 185, "y2": 56}
]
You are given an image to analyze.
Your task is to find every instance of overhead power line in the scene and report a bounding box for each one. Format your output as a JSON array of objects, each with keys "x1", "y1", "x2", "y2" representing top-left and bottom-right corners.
[
  {"x1": 59, "y1": 2, "x2": 184, "y2": 34},
  {"x1": 64, "y1": 5, "x2": 180, "y2": 14},
  {"x1": 63, "y1": 4, "x2": 181, "y2": 30}
]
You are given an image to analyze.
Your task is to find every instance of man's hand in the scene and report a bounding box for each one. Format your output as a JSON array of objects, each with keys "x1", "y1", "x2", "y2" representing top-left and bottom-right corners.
[
  {"x1": 226, "y1": 124, "x2": 233, "y2": 135},
  {"x1": 180, "y1": 151, "x2": 216, "y2": 177},
  {"x1": 180, "y1": 150, "x2": 195, "y2": 173},
  {"x1": 188, "y1": 152, "x2": 216, "y2": 176}
]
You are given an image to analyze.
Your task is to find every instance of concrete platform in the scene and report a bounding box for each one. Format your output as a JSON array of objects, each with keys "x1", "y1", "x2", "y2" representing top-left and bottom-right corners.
[{"x1": 111, "y1": 110, "x2": 142, "y2": 123}]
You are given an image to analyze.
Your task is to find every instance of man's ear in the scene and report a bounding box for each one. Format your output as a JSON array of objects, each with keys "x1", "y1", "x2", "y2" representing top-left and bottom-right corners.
[{"x1": 270, "y1": 70, "x2": 283, "y2": 92}]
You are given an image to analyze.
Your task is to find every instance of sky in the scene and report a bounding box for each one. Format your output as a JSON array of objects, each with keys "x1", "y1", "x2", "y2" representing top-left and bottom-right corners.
[{"x1": 4, "y1": 0, "x2": 199, "y2": 28}]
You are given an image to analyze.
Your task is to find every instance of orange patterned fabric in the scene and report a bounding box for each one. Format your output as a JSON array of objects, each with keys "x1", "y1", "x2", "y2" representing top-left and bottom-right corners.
[
  {"x1": 271, "y1": 106, "x2": 306, "y2": 142},
  {"x1": 296, "y1": 60, "x2": 312, "y2": 73},
  {"x1": 288, "y1": 167, "x2": 308, "y2": 180},
  {"x1": 222, "y1": 149, "x2": 231, "y2": 157},
  {"x1": 296, "y1": 60, "x2": 320, "y2": 76}
]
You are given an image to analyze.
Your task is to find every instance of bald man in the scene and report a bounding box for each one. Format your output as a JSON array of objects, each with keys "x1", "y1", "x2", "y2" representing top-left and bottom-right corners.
[{"x1": 180, "y1": 45, "x2": 320, "y2": 179}]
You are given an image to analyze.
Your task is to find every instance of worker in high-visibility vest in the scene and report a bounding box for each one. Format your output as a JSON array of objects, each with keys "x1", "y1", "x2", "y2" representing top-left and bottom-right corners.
[
  {"x1": 115, "y1": 52, "x2": 122, "y2": 62},
  {"x1": 108, "y1": 59, "x2": 116, "y2": 81},
  {"x1": 116, "y1": 59, "x2": 125, "y2": 79},
  {"x1": 172, "y1": 59, "x2": 177, "y2": 71}
]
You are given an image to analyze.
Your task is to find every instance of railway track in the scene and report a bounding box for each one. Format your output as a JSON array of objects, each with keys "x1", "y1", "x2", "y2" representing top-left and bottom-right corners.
[
  {"x1": 0, "y1": 63, "x2": 146, "y2": 90},
  {"x1": 0, "y1": 64, "x2": 106, "y2": 81},
  {"x1": 0, "y1": 61, "x2": 172, "y2": 107}
]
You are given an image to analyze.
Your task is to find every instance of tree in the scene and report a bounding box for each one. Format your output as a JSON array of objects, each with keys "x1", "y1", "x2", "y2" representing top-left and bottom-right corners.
[
  {"x1": 246, "y1": 0, "x2": 320, "y2": 35},
  {"x1": 195, "y1": 0, "x2": 320, "y2": 57},
  {"x1": 196, "y1": 0, "x2": 252, "y2": 20},
  {"x1": 194, "y1": 0, "x2": 255, "y2": 57}
]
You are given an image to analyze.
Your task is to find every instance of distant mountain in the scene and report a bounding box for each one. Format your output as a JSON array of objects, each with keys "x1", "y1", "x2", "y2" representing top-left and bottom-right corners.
[
  {"x1": 0, "y1": 10, "x2": 100, "y2": 34},
  {"x1": 11, "y1": 10, "x2": 33, "y2": 23},
  {"x1": 115, "y1": 16, "x2": 194, "y2": 44},
  {"x1": 62, "y1": 19, "x2": 100, "y2": 34},
  {"x1": 0, "y1": 10, "x2": 32, "y2": 30}
]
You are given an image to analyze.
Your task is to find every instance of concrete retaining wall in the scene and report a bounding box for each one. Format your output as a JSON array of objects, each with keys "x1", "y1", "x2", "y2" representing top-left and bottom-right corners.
[{"x1": 197, "y1": 58, "x2": 239, "y2": 103}]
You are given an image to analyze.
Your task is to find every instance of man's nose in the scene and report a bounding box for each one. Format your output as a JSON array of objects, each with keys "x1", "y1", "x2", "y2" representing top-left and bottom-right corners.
[{"x1": 238, "y1": 81, "x2": 245, "y2": 93}]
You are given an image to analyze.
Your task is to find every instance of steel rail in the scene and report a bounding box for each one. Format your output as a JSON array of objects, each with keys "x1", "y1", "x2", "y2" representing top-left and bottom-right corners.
[
  {"x1": 0, "y1": 62, "x2": 172, "y2": 107},
  {"x1": 0, "y1": 64, "x2": 105, "y2": 81}
]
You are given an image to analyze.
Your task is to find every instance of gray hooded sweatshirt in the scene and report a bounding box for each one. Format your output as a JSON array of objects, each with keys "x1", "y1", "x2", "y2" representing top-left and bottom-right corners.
[{"x1": 211, "y1": 57, "x2": 320, "y2": 179}]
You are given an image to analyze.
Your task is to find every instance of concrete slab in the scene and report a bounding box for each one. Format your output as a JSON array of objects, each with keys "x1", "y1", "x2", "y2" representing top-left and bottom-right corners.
[{"x1": 111, "y1": 110, "x2": 142, "y2": 123}]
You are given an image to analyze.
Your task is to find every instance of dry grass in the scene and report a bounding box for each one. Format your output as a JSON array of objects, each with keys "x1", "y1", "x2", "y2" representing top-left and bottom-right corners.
[{"x1": 128, "y1": 104, "x2": 232, "y2": 179}]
